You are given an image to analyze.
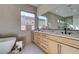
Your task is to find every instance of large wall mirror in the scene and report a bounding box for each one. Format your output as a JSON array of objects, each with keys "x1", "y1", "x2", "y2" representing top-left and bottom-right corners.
[{"x1": 38, "y1": 4, "x2": 79, "y2": 30}]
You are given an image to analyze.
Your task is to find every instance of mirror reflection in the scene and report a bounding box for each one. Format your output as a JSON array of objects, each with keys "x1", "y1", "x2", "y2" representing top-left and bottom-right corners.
[{"x1": 38, "y1": 4, "x2": 79, "y2": 30}]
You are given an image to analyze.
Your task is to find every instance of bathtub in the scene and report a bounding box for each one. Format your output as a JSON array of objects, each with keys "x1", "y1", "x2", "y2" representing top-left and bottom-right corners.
[{"x1": 0, "y1": 37, "x2": 16, "y2": 54}]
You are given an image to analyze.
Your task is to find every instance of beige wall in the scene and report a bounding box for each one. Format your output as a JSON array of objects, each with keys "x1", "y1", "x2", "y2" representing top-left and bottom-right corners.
[
  {"x1": 0, "y1": 4, "x2": 37, "y2": 44},
  {"x1": 46, "y1": 13, "x2": 59, "y2": 29}
]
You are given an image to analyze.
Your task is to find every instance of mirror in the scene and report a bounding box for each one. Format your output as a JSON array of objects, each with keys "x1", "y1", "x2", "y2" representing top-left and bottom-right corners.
[
  {"x1": 37, "y1": 15, "x2": 48, "y2": 30},
  {"x1": 38, "y1": 4, "x2": 79, "y2": 30}
]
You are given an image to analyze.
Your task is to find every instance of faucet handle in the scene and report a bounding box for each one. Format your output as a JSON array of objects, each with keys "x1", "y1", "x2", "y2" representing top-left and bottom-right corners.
[
  {"x1": 68, "y1": 32, "x2": 71, "y2": 35},
  {"x1": 61, "y1": 32, "x2": 63, "y2": 34}
]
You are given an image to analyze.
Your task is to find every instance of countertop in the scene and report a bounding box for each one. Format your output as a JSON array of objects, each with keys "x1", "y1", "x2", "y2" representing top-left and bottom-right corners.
[{"x1": 34, "y1": 31, "x2": 79, "y2": 41}]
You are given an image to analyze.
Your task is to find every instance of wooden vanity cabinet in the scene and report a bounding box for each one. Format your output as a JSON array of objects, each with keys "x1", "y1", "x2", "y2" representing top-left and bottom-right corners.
[
  {"x1": 33, "y1": 32, "x2": 49, "y2": 53},
  {"x1": 59, "y1": 37, "x2": 79, "y2": 54},
  {"x1": 33, "y1": 32, "x2": 59, "y2": 53},
  {"x1": 39, "y1": 33, "x2": 49, "y2": 53},
  {"x1": 33, "y1": 32, "x2": 79, "y2": 54}
]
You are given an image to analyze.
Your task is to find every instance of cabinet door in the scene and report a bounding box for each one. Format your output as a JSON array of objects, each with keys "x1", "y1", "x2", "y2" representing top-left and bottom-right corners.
[
  {"x1": 61, "y1": 44, "x2": 79, "y2": 54},
  {"x1": 48, "y1": 40, "x2": 59, "y2": 54}
]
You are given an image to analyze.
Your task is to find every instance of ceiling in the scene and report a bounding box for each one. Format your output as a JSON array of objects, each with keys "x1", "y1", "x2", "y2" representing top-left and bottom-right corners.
[
  {"x1": 31, "y1": 4, "x2": 79, "y2": 17},
  {"x1": 49, "y1": 4, "x2": 79, "y2": 17},
  {"x1": 31, "y1": 4, "x2": 41, "y2": 7}
]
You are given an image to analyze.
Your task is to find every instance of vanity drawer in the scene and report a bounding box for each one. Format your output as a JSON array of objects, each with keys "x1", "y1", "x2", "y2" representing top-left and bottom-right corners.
[
  {"x1": 46, "y1": 35, "x2": 59, "y2": 42},
  {"x1": 40, "y1": 43, "x2": 49, "y2": 53},
  {"x1": 60, "y1": 37, "x2": 79, "y2": 48},
  {"x1": 34, "y1": 32, "x2": 38, "y2": 35},
  {"x1": 41, "y1": 33, "x2": 46, "y2": 37},
  {"x1": 42, "y1": 38, "x2": 48, "y2": 42},
  {"x1": 40, "y1": 38, "x2": 48, "y2": 45}
]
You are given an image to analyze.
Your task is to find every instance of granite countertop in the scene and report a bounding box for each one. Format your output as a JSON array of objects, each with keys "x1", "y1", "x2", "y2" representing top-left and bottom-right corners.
[{"x1": 34, "y1": 31, "x2": 79, "y2": 41}]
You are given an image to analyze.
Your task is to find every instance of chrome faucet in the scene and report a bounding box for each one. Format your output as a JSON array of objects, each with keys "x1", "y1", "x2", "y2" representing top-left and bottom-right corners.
[
  {"x1": 64, "y1": 28, "x2": 67, "y2": 34},
  {"x1": 61, "y1": 28, "x2": 71, "y2": 35}
]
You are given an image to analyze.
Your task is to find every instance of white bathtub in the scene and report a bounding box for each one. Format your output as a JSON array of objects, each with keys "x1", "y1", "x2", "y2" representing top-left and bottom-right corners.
[{"x1": 0, "y1": 37, "x2": 16, "y2": 54}]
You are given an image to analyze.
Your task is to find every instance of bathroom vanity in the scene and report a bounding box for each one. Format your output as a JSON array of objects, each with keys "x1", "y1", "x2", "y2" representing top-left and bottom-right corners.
[{"x1": 32, "y1": 31, "x2": 79, "y2": 54}]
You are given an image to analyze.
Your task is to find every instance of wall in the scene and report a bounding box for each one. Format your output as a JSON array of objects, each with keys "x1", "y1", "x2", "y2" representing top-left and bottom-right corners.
[
  {"x1": 46, "y1": 13, "x2": 60, "y2": 29},
  {"x1": 0, "y1": 4, "x2": 37, "y2": 44}
]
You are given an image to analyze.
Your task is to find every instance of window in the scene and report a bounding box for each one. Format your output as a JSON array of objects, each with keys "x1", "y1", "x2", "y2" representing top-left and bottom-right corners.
[
  {"x1": 38, "y1": 16, "x2": 47, "y2": 29},
  {"x1": 21, "y1": 11, "x2": 35, "y2": 30}
]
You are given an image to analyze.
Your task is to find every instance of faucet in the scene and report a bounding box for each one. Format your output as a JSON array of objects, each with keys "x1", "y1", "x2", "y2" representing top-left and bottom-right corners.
[
  {"x1": 61, "y1": 28, "x2": 71, "y2": 35},
  {"x1": 64, "y1": 28, "x2": 67, "y2": 34}
]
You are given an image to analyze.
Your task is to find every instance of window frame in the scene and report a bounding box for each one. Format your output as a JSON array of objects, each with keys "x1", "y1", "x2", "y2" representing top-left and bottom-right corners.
[{"x1": 21, "y1": 11, "x2": 36, "y2": 31}]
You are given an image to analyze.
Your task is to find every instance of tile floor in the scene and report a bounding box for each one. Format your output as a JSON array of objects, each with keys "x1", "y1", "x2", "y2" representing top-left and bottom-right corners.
[{"x1": 20, "y1": 43, "x2": 45, "y2": 54}]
